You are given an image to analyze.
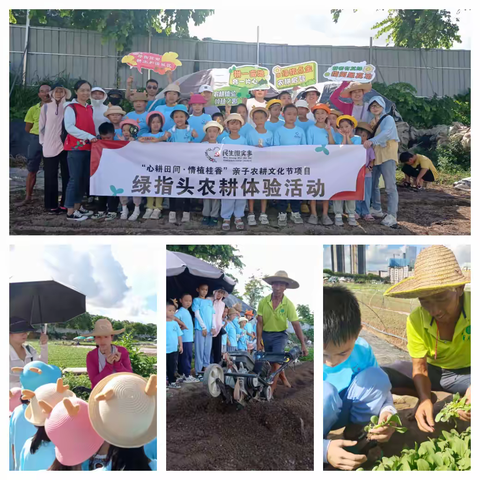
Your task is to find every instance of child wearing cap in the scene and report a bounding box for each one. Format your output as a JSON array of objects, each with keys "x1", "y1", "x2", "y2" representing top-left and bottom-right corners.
[
  {"x1": 212, "y1": 112, "x2": 228, "y2": 142},
  {"x1": 220, "y1": 114, "x2": 248, "y2": 231},
  {"x1": 265, "y1": 99, "x2": 284, "y2": 133},
  {"x1": 167, "y1": 300, "x2": 183, "y2": 389},
  {"x1": 246, "y1": 86, "x2": 268, "y2": 126},
  {"x1": 295, "y1": 100, "x2": 315, "y2": 132},
  {"x1": 187, "y1": 94, "x2": 212, "y2": 143},
  {"x1": 150, "y1": 83, "x2": 181, "y2": 132},
  {"x1": 273, "y1": 104, "x2": 306, "y2": 226},
  {"x1": 236, "y1": 103, "x2": 255, "y2": 138},
  {"x1": 237, "y1": 318, "x2": 249, "y2": 351},
  {"x1": 355, "y1": 122, "x2": 376, "y2": 221},
  {"x1": 125, "y1": 92, "x2": 149, "y2": 136},
  {"x1": 198, "y1": 84, "x2": 221, "y2": 116},
  {"x1": 104, "y1": 105, "x2": 126, "y2": 140}
]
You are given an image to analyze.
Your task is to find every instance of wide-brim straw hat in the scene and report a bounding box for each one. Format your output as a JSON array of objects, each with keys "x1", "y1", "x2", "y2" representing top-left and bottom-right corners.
[
  {"x1": 263, "y1": 271, "x2": 299, "y2": 289},
  {"x1": 87, "y1": 318, "x2": 125, "y2": 337},
  {"x1": 225, "y1": 113, "x2": 244, "y2": 126},
  {"x1": 130, "y1": 91, "x2": 149, "y2": 102},
  {"x1": 384, "y1": 245, "x2": 470, "y2": 299},
  {"x1": 356, "y1": 121, "x2": 373, "y2": 134},
  {"x1": 250, "y1": 106, "x2": 269, "y2": 119},
  {"x1": 89, "y1": 373, "x2": 157, "y2": 448},
  {"x1": 104, "y1": 105, "x2": 126, "y2": 117},
  {"x1": 340, "y1": 82, "x2": 372, "y2": 98},
  {"x1": 204, "y1": 120, "x2": 224, "y2": 134},
  {"x1": 50, "y1": 84, "x2": 72, "y2": 101}
]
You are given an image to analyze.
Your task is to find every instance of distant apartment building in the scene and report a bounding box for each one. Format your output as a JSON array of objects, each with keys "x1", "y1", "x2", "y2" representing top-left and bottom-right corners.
[
  {"x1": 331, "y1": 245, "x2": 346, "y2": 273},
  {"x1": 404, "y1": 246, "x2": 418, "y2": 268},
  {"x1": 388, "y1": 258, "x2": 409, "y2": 283},
  {"x1": 350, "y1": 245, "x2": 366, "y2": 274}
]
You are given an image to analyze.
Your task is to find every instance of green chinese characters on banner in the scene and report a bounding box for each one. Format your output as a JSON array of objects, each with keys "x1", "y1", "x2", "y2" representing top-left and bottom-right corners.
[
  {"x1": 228, "y1": 65, "x2": 271, "y2": 89},
  {"x1": 212, "y1": 86, "x2": 250, "y2": 106},
  {"x1": 272, "y1": 61, "x2": 318, "y2": 90}
]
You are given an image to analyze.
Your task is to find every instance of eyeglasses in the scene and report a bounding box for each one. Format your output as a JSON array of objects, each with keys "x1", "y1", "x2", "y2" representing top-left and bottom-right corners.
[{"x1": 146, "y1": 86, "x2": 158, "y2": 90}]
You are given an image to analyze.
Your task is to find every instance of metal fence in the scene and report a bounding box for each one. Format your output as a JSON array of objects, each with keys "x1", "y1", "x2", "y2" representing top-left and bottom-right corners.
[{"x1": 10, "y1": 24, "x2": 471, "y2": 97}]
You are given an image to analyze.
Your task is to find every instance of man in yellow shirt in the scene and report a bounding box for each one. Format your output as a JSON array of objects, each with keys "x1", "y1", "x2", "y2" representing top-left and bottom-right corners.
[
  {"x1": 399, "y1": 151, "x2": 439, "y2": 189},
  {"x1": 382, "y1": 246, "x2": 470, "y2": 433}
]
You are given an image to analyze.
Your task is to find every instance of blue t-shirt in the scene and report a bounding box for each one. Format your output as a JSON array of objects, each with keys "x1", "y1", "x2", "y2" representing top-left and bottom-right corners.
[
  {"x1": 222, "y1": 135, "x2": 247, "y2": 145},
  {"x1": 232, "y1": 317, "x2": 242, "y2": 334},
  {"x1": 144, "y1": 438, "x2": 157, "y2": 460},
  {"x1": 156, "y1": 104, "x2": 177, "y2": 132},
  {"x1": 175, "y1": 307, "x2": 194, "y2": 343},
  {"x1": 99, "y1": 459, "x2": 157, "y2": 471},
  {"x1": 217, "y1": 131, "x2": 228, "y2": 142},
  {"x1": 114, "y1": 128, "x2": 123, "y2": 140},
  {"x1": 192, "y1": 298, "x2": 215, "y2": 331},
  {"x1": 138, "y1": 131, "x2": 164, "y2": 139},
  {"x1": 237, "y1": 327, "x2": 248, "y2": 350},
  {"x1": 246, "y1": 129, "x2": 274, "y2": 147},
  {"x1": 239, "y1": 122, "x2": 255, "y2": 138},
  {"x1": 306, "y1": 125, "x2": 330, "y2": 145},
  {"x1": 168, "y1": 126, "x2": 194, "y2": 143},
  {"x1": 295, "y1": 119, "x2": 315, "y2": 132},
  {"x1": 19, "y1": 437, "x2": 56, "y2": 471},
  {"x1": 125, "y1": 111, "x2": 149, "y2": 136},
  {"x1": 265, "y1": 119, "x2": 284, "y2": 133},
  {"x1": 166, "y1": 320, "x2": 182, "y2": 354},
  {"x1": 147, "y1": 98, "x2": 163, "y2": 110},
  {"x1": 273, "y1": 125, "x2": 306, "y2": 146},
  {"x1": 188, "y1": 113, "x2": 212, "y2": 143},
  {"x1": 221, "y1": 321, "x2": 228, "y2": 346},
  {"x1": 323, "y1": 337, "x2": 378, "y2": 396},
  {"x1": 225, "y1": 322, "x2": 237, "y2": 347},
  {"x1": 244, "y1": 322, "x2": 254, "y2": 341},
  {"x1": 10, "y1": 404, "x2": 36, "y2": 470},
  {"x1": 335, "y1": 134, "x2": 362, "y2": 145}
]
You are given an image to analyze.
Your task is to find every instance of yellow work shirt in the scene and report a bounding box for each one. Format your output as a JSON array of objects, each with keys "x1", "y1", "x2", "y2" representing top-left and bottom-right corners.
[
  {"x1": 413, "y1": 154, "x2": 439, "y2": 180},
  {"x1": 24, "y1": 103, "x2": 42, "y2": 136},
  {"x1": 406, "y1": 291, "x2": 471, "y2": 369},
  {"x1": 257, "y1": 294, "x2": 298, "y2": 332}
]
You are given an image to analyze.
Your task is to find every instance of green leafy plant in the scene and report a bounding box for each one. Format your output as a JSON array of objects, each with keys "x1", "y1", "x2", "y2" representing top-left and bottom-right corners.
[
  {"x1": 117, "y1": 332, "x2": 157, "y2": 378},
  {"x1": 364, "y1": 414, "x2": 408, "y2": 434},
  {"x1": 436, "y1": 137, "x2": 470, "y2": 174},
  {"x1": 63, "y1": 373, "x2": 92, "y2": 400},
  {"x1": 435, "y1": 393, "x2": 471, "y2": 425}
]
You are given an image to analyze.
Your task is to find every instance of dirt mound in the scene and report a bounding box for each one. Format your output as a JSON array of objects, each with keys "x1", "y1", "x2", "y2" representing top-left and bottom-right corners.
[{"x1": 167, "y1": 362, "x2": 314, "y2": 471}]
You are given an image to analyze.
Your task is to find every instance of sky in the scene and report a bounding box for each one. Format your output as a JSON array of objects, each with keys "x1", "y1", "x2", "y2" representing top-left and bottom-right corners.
[
  {"x1": 188, "y1": 9, "x2": 471, "y2": 50},
  {"x1": 323, "y1": 245, "x2": 471, "y2": 273},
  {"x1": 9, "y1": 245, "x2": 158, "y2": 324}
]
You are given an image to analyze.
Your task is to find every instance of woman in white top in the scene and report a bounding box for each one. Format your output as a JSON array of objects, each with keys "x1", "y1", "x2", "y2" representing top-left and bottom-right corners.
[{"x1": 10, "y1": 317, "x2": 48, "y2": 389}]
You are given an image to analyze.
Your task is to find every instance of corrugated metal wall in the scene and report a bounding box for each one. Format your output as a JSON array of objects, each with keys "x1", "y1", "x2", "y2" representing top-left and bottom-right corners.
[{"x1": 10, "y1": 25, "x2": 470, "y2": 97}]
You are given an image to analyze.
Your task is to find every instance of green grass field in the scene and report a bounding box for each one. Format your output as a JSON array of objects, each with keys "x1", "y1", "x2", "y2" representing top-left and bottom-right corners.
[{"x1": 28, "y1": 341, "x2": 92, "y2": 369}]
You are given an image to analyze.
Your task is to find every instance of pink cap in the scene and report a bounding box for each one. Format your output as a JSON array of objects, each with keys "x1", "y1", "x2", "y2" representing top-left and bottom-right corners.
[
  {"x1": 45, "y1": 397, "x2": 104, "y2": 466},
  {"x1": 9, "y1": 387, "x2": 22, "y2": 414},
  {"x1": 119, "y1": 118, "x2": 139, "y2": 129},
  {"x1": 188, "y1": 93, "x2": 207, "y2": 105}
]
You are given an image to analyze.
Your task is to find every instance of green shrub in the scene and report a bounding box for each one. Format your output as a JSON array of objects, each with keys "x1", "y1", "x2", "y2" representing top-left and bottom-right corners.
[
  {"x1": 63, "y1": 373, "x2": 92, "y2": 400},
  {"x1": 436, "y1": 137, "x2": 470, "y2": 174},
  {"x1": 117, "y1": 332, "x2": 157, "y2": 378}
]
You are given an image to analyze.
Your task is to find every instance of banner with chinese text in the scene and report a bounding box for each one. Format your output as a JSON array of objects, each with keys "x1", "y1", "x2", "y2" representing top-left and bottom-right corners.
[
  {"x1": 323, "y1": 61, "x2": 376, "y2": 83},
  {"x1": 272, "y1": 61, "x2": 318, "y2": 90},
  {"x1": 90, "y1": 141, "x2": 366, "y2": 201}
]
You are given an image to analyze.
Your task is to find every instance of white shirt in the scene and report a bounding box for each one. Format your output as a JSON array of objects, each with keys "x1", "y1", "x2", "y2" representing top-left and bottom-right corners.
[
  {"x1": 9, "y1": 343, "x2": 48, "y2": 389},
  {"x1": 246, "y1": 98, "x2": 267, "y2": 126}
]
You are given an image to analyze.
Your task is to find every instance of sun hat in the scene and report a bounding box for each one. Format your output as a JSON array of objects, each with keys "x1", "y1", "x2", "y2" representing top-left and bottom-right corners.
[
  {"x1": 104, "y1": 105, "x2": 126, "y2": 117},
  {"x1": 204, "y1": 120, "x2": 224, "y2": 134},
  {"x1": 340, "y1": 82, "x2": 372, "y2": 98},
  {"x1": 10, "y1": 387, "x2": 22, "y2": 414},
  {"x1": 213, "y1": 288, "x2": 228, "y2": 298},
  {"x1": 50, "y1": 83, "x2": 72, "y2": 100},
  {"x1": 45, "y1": 397, "x2": 104, "y2": 466},
  {"x1": 12, "y1": 361, "x2": 62, "y2": 391},
  {"x1": 188, "y1": 94, "x2": 207, "y2": 105},
  {"x1": 250, "y1": 106, "x2": 269, "y2": 118},
  {"x1": 163, "y1": 83, "x2": 181, "y2": 94},
  {"x1": 10, "y1": 316, "x2": 36, "y2": 333},
  {"x1": 170, "y1": 104, "x2": 190, "y2": 119},
  {"x1": 266, "y1": 99, "x2": 282, "y2": 109},
  {"x1": 304, "y1": 86, "x2": 321, "y2": 96},
  {"x1": 130, "y1": 91, "x2": 149, "y2": 102},
  {"x1": 327, "y1": 106, "x2": 343, "y2": 117},
  {"x1": 89, "y1": 373, "x2": 157, "y2": 448},
  {"x1": 295, "y1": 99, "x2": 310, "y2": 110},
  {"x1": 120, "y1": 118, "x2": 140, "y2": 129},
  {"x1": 384, "y1": 246, "x2": 470, "y2": 299},
  {"x1": 23, "y1": 378, "x2": 76, "y2": 427},
  {"x1": 356, "y1": 121, "x2": 374, "y2": 134},
  {"x1": 146, "y1": 110, "x2": 165, "y2": 127},
  {"x1": 245, "y1": 310, "x2": 254, "y2": 317},
  {"x1": 227, "y1": 303, "x2": 242, "y2": 317},
  {"x1": 311, "y1": 103, "x2": 331, "y2": 115},
  {"x1": 263, "y1": 271, "x2": 300, "y2": 289},
  {"x1": 91, "y1": 87, "x2": 106, "y2": 94},
  {"x1": 337, "y1": 115, "x2": 358, "y2": 129},
  {"x1": 239, "y1": 317, "x2": 248, "y2": 324},
  {"x1": 87, "y1": 318, "x2": 125, "y2": 337},
  {"x1": 367, "y1": 95, "x2": 386, "y2": 112},
  {"x1": 225, "y1": 113, "x2": 244, "y2": 126},
  {"x1": 199, "y1": 84, "x2": 214, "y2": 94}
]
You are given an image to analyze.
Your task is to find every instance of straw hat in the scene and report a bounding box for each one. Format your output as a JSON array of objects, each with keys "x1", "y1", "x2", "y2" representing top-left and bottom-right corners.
[
  {"x1": 87, "y1": 318, "x2": 125, "y2": 337},
  {"x1": 227, "y1": 302, "x2": 242, "y2": 317},
  {"x1": 337, "y1": 115, "x2": 358, "y2": 129},
  {"x1": 204, "y1": 120, "x2": 224, "y2": 134},
  {"x1": 311, "y1": 103, "x2": 331, "y2": 115},
  {"x1": 10, "y1": 387, "x2": 22, "y2": 414},
  {"x1": 45, "y1": 397, "x2": 104, "y2": 466},
  {"x1": 239, "y1": 317, "x2": 248, "y2": 324},
  {"x1": 303, "y1": 86, "x2": 321, "y2": 96},
  {"x1": 11, "y1": 361, "x2": 62, "y2": 391},
  {"x1": 263, "y1": 271, "x2": 300, "y2": 289},
  {"x1": 104, "y1": 105, "x2": 126, "y2": 117},
  {"x1": 24, "y1": 378, "x2": 76, "y2": 427},
  {"x1": 356, "y1": 121, "x2": 373, "y2": 134},
  {"x1": 130, "y1": 91, "x2": 149, "y2": 102},
  {"x1": 250, "y1": 106, "x2": 269, "y2": 118},
  {"x1": 328, "y1": 107, "x2": 343, "y2": 117},
  {"x1": 163, "y1": 83, "x2": 181, "y2": 94},
  {"x1": 225, "y1": 113, "x2": 244, "y2": 126},
  {"x1": 384, "y1": 246, "x2": 470, "y2": 299},
  {"x1": 340, "y1": 82, "x2": 372, "y2": 98},
  {"x1": 266, "y1": 99, "x2": 282, "y2": 109},
  {"x1": 89, "y1": 373, "x2": 157, "y2": 448}
]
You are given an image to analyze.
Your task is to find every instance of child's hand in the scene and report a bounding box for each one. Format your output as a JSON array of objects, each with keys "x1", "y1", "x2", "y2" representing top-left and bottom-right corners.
[
  {"x1": 164, "y1": 132, "x2": 171, "y2": 140},
  {"x1": 127, "y1": 75, "x2": 134, "y2": 86},
  {"x1": 90, "y1": 137, "x2": 98, "y2": 143},
  {"x1": 327, "y1": 440, "x2": 367, "y2": 471},
  {"x1": 202, "y1": 329, "x2": 207, "y2": 338},
  {"x1": 192, "y1": 129, "x2": 198, "y2": 139},
  {"x1": 211, "y1": 327, "x2": 216, "y2": 335},
  {"x1": 225, "y1": 105, "x2": 231, "y2": 116},
  {"x1": 178, "y1": 345, "x2": 183, "y2": 354},
  {"x1": 138, "y1": 137, "x2": 148, "y2": 142},
  {"x1": 363, "y1": 140, "x2": 373, "y2": 149},
  {"x1": 367, "y1": 411, "x2": 396, "y2": 443}
]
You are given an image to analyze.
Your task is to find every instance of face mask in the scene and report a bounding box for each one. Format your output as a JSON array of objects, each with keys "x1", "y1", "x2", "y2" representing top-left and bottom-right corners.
[{"x1": 108, "y1": 96, "x2": 122, "y2": 106}]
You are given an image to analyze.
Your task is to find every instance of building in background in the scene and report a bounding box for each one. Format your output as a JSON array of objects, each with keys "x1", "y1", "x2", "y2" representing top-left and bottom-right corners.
[
  {"x1": 331, "y1": 245, "x2": 346, "y2": 273},
  {"x1": 349, "y1": 245, "x2": 366, "y2": 275},
  {"x1": 388, "y1": 258, "x2": 409, "y2": 284},
  {"x1": 404, "y1": 246, "x2": 417, "y2": 269},
  {"x1": 379, "y1": 270, "x2": 389, "y2": 279}
]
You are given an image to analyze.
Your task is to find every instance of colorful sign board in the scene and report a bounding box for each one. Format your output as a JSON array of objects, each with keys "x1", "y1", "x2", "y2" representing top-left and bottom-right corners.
[
  {"x1": 323, "y1": 61, "x2": 376, "y2": 83},
  {"x1": 121, "y1": 52, "x2": 182, "y2": 75},
  {"x1": 272, "y1": 61, "x2": 318, "y2": 90},
  {"x1": 228, "y1": 65, "x2": 271, "y2": 89},
  {"x1": 212, "y1": 86, "x2": 244, "y2": 106}
]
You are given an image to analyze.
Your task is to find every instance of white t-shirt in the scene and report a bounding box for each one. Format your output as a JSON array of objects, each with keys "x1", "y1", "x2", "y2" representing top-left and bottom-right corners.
[
  {"x1": 9, "y1": 343, "x2": 48, "y2": 389},
  {"x1": 246, "y1": 98, "x2": 267, "y2": 126}
]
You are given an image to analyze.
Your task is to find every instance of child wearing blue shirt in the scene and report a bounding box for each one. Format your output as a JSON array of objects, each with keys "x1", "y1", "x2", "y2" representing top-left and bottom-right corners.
[
  {"x1": 295, "y1": 100, "x2": 315, "y2": 133},
  {"x1": 246, "y1": 107, "x2": 274, "y2": 227},
  {"x1": 125, "y1": 92, "x2": 149, "y2": 136},
  {"x1": 265, "y1": 99, "x2": 284, "y2": 133},
  {"x1": 167, "y1": 300, "x2": 183, "y2": 389},
  {"x1": 225, "y1": 318, "x2": 238, "y2": 352},
  {"x1": 220, "y1": 114, "x2": 248, "y2": 231},
  {"x1": 104, "y1": 105, "x2": 126, "y2": 141},
  {"x1": 236, "y1": 103, "x2": 255, "y2": 138},
  {"x1": 192, "y1": 284, "x2": 215, "y2": 379},
  {"x1": 273, "y1": 104, "x2": 306, "y2": 227},
  {"x1": 10, "y1": 403, "x2": 36, "y2": 470},
  {"x1": 19, "y1": 432, "x2": 56, "y2": 471},
  {"x1": 149, "y1": 83, "x2": 180, "y2": 132},
  {"x1": 237, "y1": 318, "x2": 249, "y2": 351},
  {"x1": 212, "y1": 112, "x2": 229, "y2": 142},
  {"x1": 188, "y1": 94, "x2": 211, "y2": 143},
  {"x1": 175, "y1": 294, "x2": 199, "y2": 383},
  {"x1": 323, "y1": 286, "x2": 397, "y2": 470}
]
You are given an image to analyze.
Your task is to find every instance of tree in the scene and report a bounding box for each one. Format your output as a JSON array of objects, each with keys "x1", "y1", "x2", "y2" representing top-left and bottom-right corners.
[
  {"x1": 9, "y1": 9, "x2": 214, "y2": 51},
  {"x1": 167, "y1": 245, "x2": 244, "y2": 271},
  {"x1": 297, "y1": 304, "x2": 314, "y2": 325},
  {"x1": 243, "y1": 275, "x2": 267, "y2": 310},
  {"x1": 331, "y1": 9, "x2": 462, "y2": 49}
]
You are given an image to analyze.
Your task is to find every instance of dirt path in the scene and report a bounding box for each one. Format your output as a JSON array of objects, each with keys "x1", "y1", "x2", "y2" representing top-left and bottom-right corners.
[
  {"x1": 10, "y1": 183, "x2": 469, "y2": 235},
  {"x1": 167, "y1": 361, "x2": 314, "y2": 471}
]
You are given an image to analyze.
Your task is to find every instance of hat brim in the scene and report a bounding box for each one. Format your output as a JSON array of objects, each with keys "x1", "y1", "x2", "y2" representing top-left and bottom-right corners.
[
  {"x1": 104, "y1": 109, "x2": 126, "y2": 117},
  {"x1": 51, "y1": 87, "x2": 72, "y2": 101},
  {"x1": 89, "y1": 372, "x2": 157, "y2": 448},
  {"x1": 384, "y1": 275, "x2": 470, "y2": 299},
  {"x1": 87, "y1": 327, "x2": 125, "y2": 337},
  {"x1": 263, "y1": 276, "x2": 299, "y2": 289},
  {"x1": 340, "y1": 83, "x2": 372, "y2": 98}
]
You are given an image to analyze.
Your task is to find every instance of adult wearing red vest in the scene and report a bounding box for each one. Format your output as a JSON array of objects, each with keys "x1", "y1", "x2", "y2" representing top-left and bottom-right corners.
[{"x1": 64, "y1": 80, "x2": 97, "y2": 221}]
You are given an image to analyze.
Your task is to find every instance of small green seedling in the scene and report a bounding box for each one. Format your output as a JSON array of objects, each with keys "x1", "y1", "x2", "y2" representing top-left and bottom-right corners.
[
  {"x1": 435, "y1": 392, "x2": 471, "y2": 426},
  {"x1": 364, "y1": 414, "x2": 408, "y2": 434}
]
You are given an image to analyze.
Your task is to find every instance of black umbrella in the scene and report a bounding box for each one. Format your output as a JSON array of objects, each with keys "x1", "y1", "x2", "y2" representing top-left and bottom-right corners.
[{"x1": 10, "y1": 280, "x2": 86, "y2": 326}]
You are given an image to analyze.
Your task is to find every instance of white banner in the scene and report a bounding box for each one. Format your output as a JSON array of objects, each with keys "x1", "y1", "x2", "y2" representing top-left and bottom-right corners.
[{"x1": 90, "y1": 141, "x2": 366, "y2": 200}]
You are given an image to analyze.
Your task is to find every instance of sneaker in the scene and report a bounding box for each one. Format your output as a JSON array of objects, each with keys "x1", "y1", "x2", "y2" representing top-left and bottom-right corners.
[
  {"x1": 78, "y1": 206, "x2": 93, "y2": 217},
  {"x1": 259, "y1": 213, "x2": 269, "y2": 225},
  {"x1": 128, "y1": 209, "x2": 140, "y2": 221},
  {"x1": 235, "y1": 217, "x2": 245, "y2": 230},
  {"x1": 143, "y1": 208, "x2": 153, "y2": 219},
  {"x1": 151, "y1": 208, "x2": 161, "y2": 220},
  {"x1": 168, "y1": 383, "x2": 181, "y2": 389},
  {"x1": 277, "y1": 212, "x2": 287, "y2": 227},
  {"x1": 58, "y1": 206, "x2": 67, "y2": 213},
  {"x1": 363, "y1": 214, "x2": 375, "y2": 221},
  {"x1": 169, "y1": 211, "x2": 177, "y2": 224},
  {"x1": 177, "y1": 374, "x2": 186, "y2": 383},
  {"x1": 91, "y1": 211, "x2": 106, "y2": 220},
  {"x1": 370, "y1": 208, "x2": 384, "y2": 218},
  {"x1": 47, "y1": 207, "x2": 62, "y2": 215},
  {"x1": 105, "y1": 212, "x2": 117, "y2": 221},
  {"x1": 181, "y1": 212, "x2": 190, "y2": 223},
  {"x1": 202, "y1": 216, "x2": 210, "y2": 226},
  {"x1": 222, "y1": 219, "x2": 231, "y2": 231},
  {"x1": 322, "y1": 215, "x2": 333, "y2": 226},
  {"x1": 184, "y1": 375, "x2": 200, "y2": 384},
  {"x1": 66, "y1": 210, "x2": 88, "y2": 222},
  {"x1": 348, "y1": 215, "x2": 359, "y2": 227},
  {"x1": 381, "y1": 214, "x2": 398, "y2": 227},
  {"x1": 291, "y1": 212, "x2": 303, "y2": 224},
  {"x1": 209, "y1": 217, "x2": 219, "y2": 227},
  {"x1": 354, "y1": 212, "x2": 360, "y2": 220},
  {"x1": 307, "y1": 214, "x2": 318, "y2": 225},
  {"x1": 120, "y1": 209, "x2": 129, "y2": 220},
  {"x1": 334, "y1": 215, "x2": 344, "y2": 227},
  {"x1": 247, "y1": 213, "x2": 257, "y2": 226},
  {"x1": 196, "y1": 373, "x2": 204, "y2": 381},
  {"x1": 87, "y1": 196, "x2": 94, "y2": 204},
  {"x1": 300, "y1": 203, "x2": 310, "y2": 214}
]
